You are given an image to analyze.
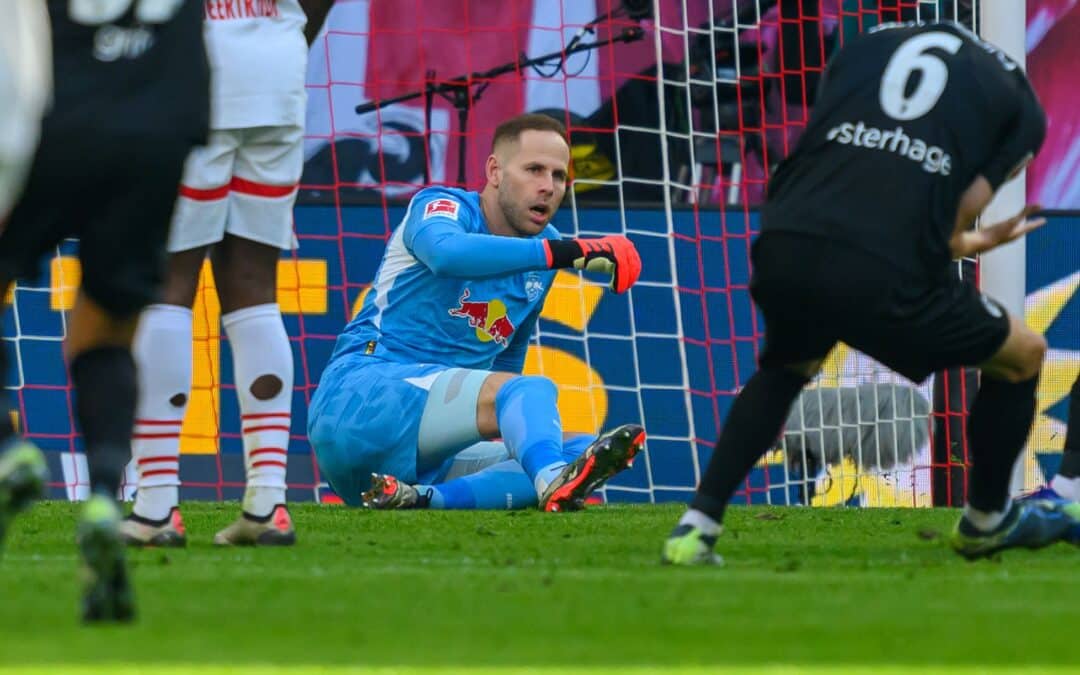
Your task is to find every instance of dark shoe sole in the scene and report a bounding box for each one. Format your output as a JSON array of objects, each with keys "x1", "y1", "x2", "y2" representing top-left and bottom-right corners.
[
  {"x1": 120, "y1": 514, "x2": 187, "y2": 549},
  {"x1": 121, "y1": 530, "x2": 187, "y2": 548},
  {"x1": 255, "y1": 529, "x2": 297, "y2": 546}
]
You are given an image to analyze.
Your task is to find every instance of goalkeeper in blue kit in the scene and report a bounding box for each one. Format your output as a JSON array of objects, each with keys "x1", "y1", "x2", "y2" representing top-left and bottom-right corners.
[{"x1": 308, "y1": 114, "x2": 645, "y2": 511}]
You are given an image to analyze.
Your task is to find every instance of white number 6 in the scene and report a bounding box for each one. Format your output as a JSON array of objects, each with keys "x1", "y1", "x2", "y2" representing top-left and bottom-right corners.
[
  {"x1": 879, "y1": 32, "x2": 964, "y2": 121},
  {"x1": 69, "y1": 0, "x2": 184, "y2": 26}
]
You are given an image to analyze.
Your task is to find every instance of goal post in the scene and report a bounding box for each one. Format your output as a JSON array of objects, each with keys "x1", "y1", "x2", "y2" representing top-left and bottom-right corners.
[
  {"x1": 978, "y1": 0, "x2": 1031, "y2": 495},
  {"x1": 4, "y1": 0, "x2": 1044, "y2": 508}
]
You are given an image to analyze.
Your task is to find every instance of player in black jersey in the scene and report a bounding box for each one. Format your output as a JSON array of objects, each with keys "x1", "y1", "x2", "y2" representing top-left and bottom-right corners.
[
  {"x1": 0, "y1": 1, "x2": 52, "y2": 558},
  {"x1": 662, "y1": 21, "x2": 1080, "y2": 565},
  {"x1": 0, "y1": 0, "x2": 209, "y2": 620}
]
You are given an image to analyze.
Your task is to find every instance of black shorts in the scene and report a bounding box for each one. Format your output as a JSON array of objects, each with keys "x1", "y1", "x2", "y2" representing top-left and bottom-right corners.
[
  {"x1": 750, "y1": 233, "x2": 1011, "y2": 383},
  {"x1": 0, "y1": 128, "x2": 191, "y2": 318}
]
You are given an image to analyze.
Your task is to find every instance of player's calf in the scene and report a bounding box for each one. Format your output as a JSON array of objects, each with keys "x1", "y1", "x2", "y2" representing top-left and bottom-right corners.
[{"x1": 540, "y1": 424, "x2": 644, "y2": 512}]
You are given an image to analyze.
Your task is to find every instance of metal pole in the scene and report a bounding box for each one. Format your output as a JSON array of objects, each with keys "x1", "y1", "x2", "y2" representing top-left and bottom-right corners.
[{"x1": 979, "y1": 0, "x2": 1030, "y2": 496}]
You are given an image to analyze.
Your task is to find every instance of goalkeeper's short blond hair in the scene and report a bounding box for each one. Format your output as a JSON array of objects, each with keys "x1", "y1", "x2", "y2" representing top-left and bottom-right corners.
[{"x1": 492, "y1": 114, "x2": 570, "y2": 153}]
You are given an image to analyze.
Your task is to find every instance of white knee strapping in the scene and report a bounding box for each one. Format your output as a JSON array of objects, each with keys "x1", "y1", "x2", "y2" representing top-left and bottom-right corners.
[{"x1": 416, "y1": 368, "x2": 493, "y2": 467}]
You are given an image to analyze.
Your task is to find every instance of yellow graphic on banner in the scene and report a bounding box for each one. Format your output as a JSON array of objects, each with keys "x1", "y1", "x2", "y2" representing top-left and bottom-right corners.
[
  {"x1": 1012, "y1": 273, "x2": 1080, "y2": 497},
  {"x1": 50, "y1": 257, "x2": 329, "y2": 454},
  {"x1": 185, "y1": 263, "x2": 221, "y2": 454},
  {"x1": 1027, "y1": 272, "x2": 1080, "y2": 455},
  {"x1": 525, "y1": 344, "x2": 607, "y2": 434},
  {"x1": 49, "y1": 257, "x2": 81, "y2": 310},
  {"x1": 530, "y1": 272, "x2": 607, "y2": 431},
  {"x1": 278, "y1": 259, "x2": 329, "y2": 314},
  {"x1": 810, "y1": 457, "x2": 918, "y2": 507},
  {"x1": 539, "y1": 271, "x2": 604, "y2": 331}
]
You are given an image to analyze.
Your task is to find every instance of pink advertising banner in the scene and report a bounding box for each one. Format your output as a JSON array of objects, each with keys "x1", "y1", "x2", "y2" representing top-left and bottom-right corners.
[{"x1": 304, "y1": 0, "x2": 1080, "y2": 208}]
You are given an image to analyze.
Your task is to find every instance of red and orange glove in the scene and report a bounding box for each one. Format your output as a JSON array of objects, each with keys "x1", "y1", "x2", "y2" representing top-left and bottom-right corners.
[{"x1": 543, "y1": 236, "x2": 642, "y2": 294}]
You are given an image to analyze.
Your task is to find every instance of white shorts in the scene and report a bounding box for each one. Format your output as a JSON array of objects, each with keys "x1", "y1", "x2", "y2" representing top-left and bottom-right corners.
[
  {"x1": 0, "y1": 2, "x2": 51, "y2": 220},
  {"x1": 169, "y1": 125, "x2": 303, "y2": 252}
]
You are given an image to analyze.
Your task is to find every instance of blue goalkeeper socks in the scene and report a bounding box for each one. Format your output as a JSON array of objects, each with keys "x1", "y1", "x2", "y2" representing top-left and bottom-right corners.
[
  {"x1": 560, "y1": 434, "x2": 595, "y2": 463},
  {"x1": 422, "y1": 460, "x2": 537, "y2": 509},
  {"x1": 495, "y1": 376, "x2": 565, "y2": 494}
]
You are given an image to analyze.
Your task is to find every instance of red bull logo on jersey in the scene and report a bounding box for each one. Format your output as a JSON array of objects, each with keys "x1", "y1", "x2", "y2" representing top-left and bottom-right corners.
[{"x1": 448, "y1": 289, "x2": 515, "y2": 346}]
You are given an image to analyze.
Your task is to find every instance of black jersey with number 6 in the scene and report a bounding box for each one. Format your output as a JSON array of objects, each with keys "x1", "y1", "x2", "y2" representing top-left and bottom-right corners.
[
  {"x1": 45, "y1": 0, "x2": 209, "y2": 144},
  {"x1": 761, "y1": 21, "x2": 1046, "y2": 281}
]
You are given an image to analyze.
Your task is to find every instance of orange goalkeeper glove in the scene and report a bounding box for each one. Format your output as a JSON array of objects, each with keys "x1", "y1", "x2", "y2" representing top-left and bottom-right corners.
[{"x1": 544, "y1": 236, "x2": 642, "y2": 294}]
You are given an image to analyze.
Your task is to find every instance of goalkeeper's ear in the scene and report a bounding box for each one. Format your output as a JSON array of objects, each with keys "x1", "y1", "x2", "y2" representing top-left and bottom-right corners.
[{"x1": 485, "y1": 152, "x2": 502, "y2": 189}]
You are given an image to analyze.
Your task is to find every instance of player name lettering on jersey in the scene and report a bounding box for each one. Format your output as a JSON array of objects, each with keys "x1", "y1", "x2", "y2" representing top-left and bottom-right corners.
[
  {"x1": 424, "y1": 199, "x2": 460, "y2": 220},
  {"x1": 205, "y1": 0, "x2": 280, "y2": 20},
  {"x1": 94, "y1": 25, "x2": 155, "y2": 62},
  {"x1": 826, "y1": 121, "x2": 951, "y2": 176}
]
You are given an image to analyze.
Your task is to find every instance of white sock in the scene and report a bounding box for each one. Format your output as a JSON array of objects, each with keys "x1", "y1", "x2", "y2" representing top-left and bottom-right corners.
[
  {"x1": 130, "y1": 304, "x2": 192, "y2": 521},
  {"x1": 223, "y1": 303, "x2": 292, "y2": 517},
  {"x1": 1051, "y1": 474, "x2": 1080, "y2": 501},
  {"x1": 533, "y1": 461, "x2": 567, "y2": 496},
  {"x1": 679, "y1": 508, "x2": 722, "y2": 537},
  {"x1": 963, "y1": 499, "x2": 1013, "y2": 532}
]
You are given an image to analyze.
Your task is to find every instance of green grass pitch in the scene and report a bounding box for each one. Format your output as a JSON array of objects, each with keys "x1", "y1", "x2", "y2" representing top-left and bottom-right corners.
[{"x1": 1, "y1": 502, "x2": 1078, "y2": 674}]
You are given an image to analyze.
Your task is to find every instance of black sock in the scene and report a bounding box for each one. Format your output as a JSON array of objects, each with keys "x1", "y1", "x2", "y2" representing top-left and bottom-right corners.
[
  {"x1": 966, "y1": 373, "x2": 1039, "y2": 512},
  {"x1": 691, "y1": 366, "x2": 810, "y2": 521},
  {"x1": 70, "y1": 347, "x2": 136, "y2": 498},
  {"x1": 1057, "y1": 375, "x2": 1080, "y2": 479}
]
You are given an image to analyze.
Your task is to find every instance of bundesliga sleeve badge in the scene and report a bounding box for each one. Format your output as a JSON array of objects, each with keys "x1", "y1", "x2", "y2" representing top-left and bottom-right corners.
[{"x1": 423, "y1": 199, "x2": 460, "y2": 220}]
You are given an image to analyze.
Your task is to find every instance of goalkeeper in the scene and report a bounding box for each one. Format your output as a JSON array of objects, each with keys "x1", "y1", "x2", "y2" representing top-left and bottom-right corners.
[
  {"x1": 308, "y1": 114, "x2": 645, "y2": 511},
  {"x1": 663, "y1": 21, "x2": 1080, "y2": 565}
]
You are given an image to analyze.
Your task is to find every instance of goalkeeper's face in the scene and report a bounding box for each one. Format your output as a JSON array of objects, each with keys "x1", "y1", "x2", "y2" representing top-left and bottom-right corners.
[{"x1": 492, "y1": 130, "x2": 570, "y2": 236}]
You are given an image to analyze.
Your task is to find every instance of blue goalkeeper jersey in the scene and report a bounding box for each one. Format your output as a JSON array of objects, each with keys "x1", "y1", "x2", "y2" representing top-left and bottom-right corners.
[{"x1": 330, "y1": 186, "x2": 560, "y2": 373}]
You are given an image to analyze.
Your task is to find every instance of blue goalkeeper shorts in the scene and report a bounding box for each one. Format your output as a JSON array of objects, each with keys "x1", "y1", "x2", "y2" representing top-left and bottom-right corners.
[{"x1": 307, "y1": 354, "x2": 491, "y2": 505}]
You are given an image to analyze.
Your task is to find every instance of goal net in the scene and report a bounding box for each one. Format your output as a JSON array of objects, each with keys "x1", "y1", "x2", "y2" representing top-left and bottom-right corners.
[{"x1": 7, "y1": 0, "x2": 1041, "y2": 508}]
